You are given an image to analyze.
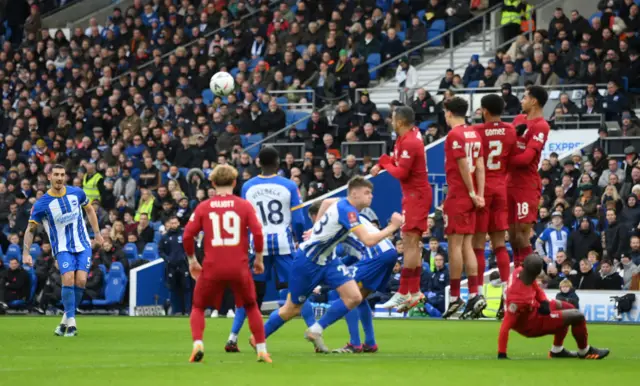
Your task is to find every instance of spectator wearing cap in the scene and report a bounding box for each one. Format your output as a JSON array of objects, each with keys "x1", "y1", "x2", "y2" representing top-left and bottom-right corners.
[
  {"x1": 621, "y1": 112, "x2": 640, "y2": 136},
  {"x1": 495, "y1": 62, "x2": 519, "y2": 88},
  {"x1": 345, "y1": 52, "x2": 370, "y2": 103},
  {"x1": 501, "y1": 83, "x2": 521, "y2": 115},
  {"x1": 395, "y1": 57, "x2": 419, "y2": 102},
  {"x1": 577, "y1": 182, "x2": 599, "y2": 218},
  {"x1": 535, "y1": 211, "x2": 569, "y2": 264},
  {"x1": 622, "y1": 146, "x2": 638, "y2": 183},
  {"x1": 463, "y1": 55, "x2": 485, "y2": 87}
]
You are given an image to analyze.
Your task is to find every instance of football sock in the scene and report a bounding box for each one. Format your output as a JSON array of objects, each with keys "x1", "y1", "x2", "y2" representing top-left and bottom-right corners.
[
  {"x1": 246, "y1": 304, "x2": 266, "y2": 344},
  {"x1": 318, "y1": 298, "x2": 351, "y2": 330},
  {"x1": 572, "y1": 319, "x2": 589, "y2": 351},
  {"x1": 450, "y1": 278, "x2": 461, "y2": 298},
  {"x1": 300, "y1": 300, "x2": 316, "y2": 327},
  {"x1": 256, "y1": 343, "x2": 267, "y2": 354},
  {"x1": 190, "y1": 307, "x2": 205, "y2": 341},
  {"x1": 494, "y1": 246, "x2": 511, "y2": 282},
  {"x1": 61, "y1": 285, "x2": 75, "y2": 319},
  {"x1": 550, "y1": 345, "x2": 564, "y2": 353},
  {"x1": 578, "y1": 346, "x2": 591, "y2": 356},
  {"x1": 344, "y1": 308, "x2": 361, "y2": 346},
  {"x1": 61, "y1": 312, "x2": 68, "y2": 325},
  {"x1": 73, "y1": 286, "x2": 85, "y2": 309},
  {"x1": 358, "y1": 301, "x2": 376, "y2": 346},
  {"x1": 193, "y1": 340, "x2": 203, "y2": 348},
  {"x1": 264, "y1": 309, "x2": 286, "y2": 339},
  {"x1": 553, "y1": 326, "x2": 569, "y2": 347},
  {"x1": 474, "y1": 248, "x2": 485, "y2": 289},
  {"x1": 230, "y1": 307, "x2": 246, "y2": 335},
  {"x1": 398, "y1": 268, "x2": 412, "y2": 295},
  {"x1": 411, "y1": 266, "x2": 422, "y2": 293},
  {"x1": 467, "y1": 275, "x2": 478, "y2": 296},
  {"x1": 228, "y1": 332, "x2": 238, "y2": 343}
]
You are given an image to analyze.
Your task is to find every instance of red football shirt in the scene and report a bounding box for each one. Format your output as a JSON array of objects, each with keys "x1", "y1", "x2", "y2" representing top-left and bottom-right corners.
[
  {"x1": 473, "y1": 121, "x2": 517, "y2": 192},
  {"x1": 444, "y1": 124, "x2": 483, "y2": 197},
  {"x1": 507, "y1": 115, "x2": 549, "y2": 191},
  {"x1": 385, "y1": 127, "x2": 430, "y2": 196},
  {"x1": 183, "y1": 194, "x2": 264, "y2": 279}
]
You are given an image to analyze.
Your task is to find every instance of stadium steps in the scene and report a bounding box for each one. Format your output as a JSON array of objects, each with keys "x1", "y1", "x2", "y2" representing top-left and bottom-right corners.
[
  {"x1": 43, "y1": 0, "x2": 135, "y2": 29},
  {"x1": 367, "y1": 30, "x2": 494, "y2": 107}
]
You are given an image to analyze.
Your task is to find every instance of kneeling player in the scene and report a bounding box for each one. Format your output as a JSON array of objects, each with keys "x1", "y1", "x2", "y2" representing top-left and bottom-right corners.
[
  {"x1": 498, "y1": 254, "x2": 609, "y2": 360},
  {"x1": 253, "y1": 177, "x2": 403, "y2": 353},
  {"x1": 308, "y1": 202, "x2": 397, "y2": 353}
]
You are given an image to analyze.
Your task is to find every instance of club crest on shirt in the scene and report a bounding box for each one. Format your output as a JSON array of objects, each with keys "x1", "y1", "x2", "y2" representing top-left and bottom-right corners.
[
  {"x1": 401, "y1": 150, "x2": 410, "y2": 159},
  {"x1": 508, "y1": 303, "x2": 518, "y2": 313},
  {"x1": 452, "y1": 141, "x2": 461, "y2": 150},
  {"x1": 348, "y1": 211, "x2": 358, "y2": 226},
  {"x1": 533, "y1": 132, "x2": 545, "y2": 143}
]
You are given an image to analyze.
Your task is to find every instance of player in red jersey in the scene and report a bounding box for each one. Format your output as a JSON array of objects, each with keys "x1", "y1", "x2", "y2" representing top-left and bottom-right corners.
[
  {"x1": 471, "y1": 94, "x2": 518, "y2": 297},
  {"x1": 371, "y1": 106, "x2": 432, "y2": 311},
  {"x1": 498, "y1": 254, "x2": 610, "y2": 360},
  {"x1": 440, "y1": 97, "x2": 487, "y2": 319},
  {"x1": 182, "y1": 165, "x2": 272, "y2": 364},
  {"x1": 507, "y1": 86, "x2": 550, "y2": 268}
]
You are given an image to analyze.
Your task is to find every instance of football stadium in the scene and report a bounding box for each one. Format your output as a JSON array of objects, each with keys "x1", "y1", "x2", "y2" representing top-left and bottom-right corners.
[{"x1": 1, "y1": 0, "x2": 640, "y2": 384}]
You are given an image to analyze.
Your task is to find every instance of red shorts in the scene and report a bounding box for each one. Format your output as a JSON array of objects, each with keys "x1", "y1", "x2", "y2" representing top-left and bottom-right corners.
[
  {"x1": 192, "y1": 268, "x2": 256, "y2": 310},
  {"x1": 507, "y1": 187, "x2": 540, "y2": 225},
  {"x1": 512, "y1": 301, "x2": 565, "y2": 337},
  {"x1": 476, "y1": 187, "x2": 508, "y2": 233},
  {"x1": 443, "y1": 195, "x2": 476, "y2": 235},
  {"x1": 401, "y1": 186, "x2": 432, "y2": 235}
]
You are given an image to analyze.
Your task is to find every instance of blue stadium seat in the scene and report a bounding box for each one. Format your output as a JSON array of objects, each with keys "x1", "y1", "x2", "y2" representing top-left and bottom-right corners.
[
  {"x1": 285, "y1": 111, "x2": 310, "y2": 131},
  {"x1": 123, "y1": 243, "x2": 138, "y2": 261},
  {"x1": 99, "y1": 264, "x2": 107, "y2": 276},
  {"x1": 284, "y1": 75, "x2": 293, "y2": 85},
  {"x1": 142, "y1": 242, "x2": 159, "y2": 261},
  {"x1": 92, "y1": 262, "x2": 127, "y2": 307},
  {"x1": 4, "y1": 244, "x2": 21, "y2": 265},
  {"x1": 276, "y1": 96, "x2": 288, "y2": 108},
  {"x1": 316, "y1": 44, "x2": 323, "y2": 52},
  {"x1": 467, "y1": 80, "x2": 480, "y2": 89},
  {"x1": 439, "y1": 242, "x2": 448, "y2": 253},
  {"x1": 153, "y1": 231, "x2": 163, "y2": 244},
  {"x1": 29, "y1": 244, "x2": 42, "y2": 261},
  {"x1": 376, "y1": 0, "x2": 390, "y2": 13},
  {"x1": 397, "y1": 30, "x2": 406, "y2": 41},
  {"x1": 179, "y1": 167, "x2": 190, "y2": 177},
  {"x1": 418, "y1": 120, "x2": 434, "y2": 131},
  {"x1": 243, "y1": 134, "x2": 264, "y2": 159},
  {"x1": 417, "y1": 10, "x2": 426, "y2": 24},
  {"x1": 367, "y1": 53, "x2": 381, "y2": 80},
  {"x1": 400, "y1": 21, "x2": 407, "y2": 31},
  {"x1": 296, "y1": 44, "x2": 307, "y2": 55},
  {"x1": 428, "y1": 20, "x2": 446, "y2": 47},
  {"x1": 229, "y1": 67, "x2": 239, "y2": 78},
  {"x1": 202, "y1": 89, "x2": 214, "y2": 105}
]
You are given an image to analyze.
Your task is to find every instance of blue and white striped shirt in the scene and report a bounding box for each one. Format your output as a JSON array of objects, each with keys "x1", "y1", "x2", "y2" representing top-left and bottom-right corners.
[
  {"x1": 536, "y1": 226, "x2": 569, "y2": 261},
  {"x1": 29, "y1": 186, "x2": 92, "y2": 256},
  {"x1": 341, "y1": 216, "x2": 394, "y2": 261}
]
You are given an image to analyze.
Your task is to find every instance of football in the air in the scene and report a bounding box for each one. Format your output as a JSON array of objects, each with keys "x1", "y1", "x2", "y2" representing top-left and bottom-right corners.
[{"x1": 209, "y1": 71, "x2": 235, "y2": 96}]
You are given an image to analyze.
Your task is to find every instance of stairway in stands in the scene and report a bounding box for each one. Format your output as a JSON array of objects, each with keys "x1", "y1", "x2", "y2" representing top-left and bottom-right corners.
[{"x1": 367, "y1": 30, "x2": 495, "y2": 107}]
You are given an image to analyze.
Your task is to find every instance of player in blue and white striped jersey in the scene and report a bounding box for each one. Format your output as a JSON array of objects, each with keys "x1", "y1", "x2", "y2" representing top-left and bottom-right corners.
[
  {"x1": 226, "y1": 147, "x2": 314, "y2": 352},
  {"x1": 254, "y1": 177, "x2": 403, "y2": 353},
  {"x1": 23, "y1": 165, "x2": 103, "y2": 337}
]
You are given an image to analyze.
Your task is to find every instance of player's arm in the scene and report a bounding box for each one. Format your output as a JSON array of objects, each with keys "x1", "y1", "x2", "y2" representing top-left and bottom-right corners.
[
  {"x1": 22, "y1": 222, "x2": 37, "y2": 266},
  {"x1": 497, "y1": 314, "x2": 515, "y2": 359},
  {"x1": 379, "y1": 140, "x2": 419, "y2": 181},
  {"x1": 289, "y1": 184, "x2": 306, "y2": 243},
  {"x1": 182, "y1": 206, "x2": 203, "y2": 261},
  {"x1": 475, "y1": 155, "x2": 485, "y2": 198},
  {"x1": 317, "y1": 198, "x2": 340, "y2": 220},
  {"x1": 534, "y1": 231, "x2": 547, "y2": 256},
  {"x1": 82, "y1": 202, "x2": 103, "y2": 243},
  {"x1": 351, "y1": 214, "x2": 402, "y2": 247},
  {"x1": 511, "y1": 125, "x2": 547, "y2": 166},
  {"x1": 456, "y1": 157, "x2": 477, "y2": 197}
]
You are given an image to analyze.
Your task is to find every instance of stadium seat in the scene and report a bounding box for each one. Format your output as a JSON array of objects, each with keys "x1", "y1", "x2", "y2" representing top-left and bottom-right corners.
[
  {"x1": 230, "y1": 67, "x2": 239, "y2": 77},
  {"x1": 142, "y1": 243, "x2": 159, "y2": 261},
  {"x1": 367, "y1": 53, "x2": 381, "y2": 80},
  {"x1": 179, "y1": 167, "x2": 190, "y2": 177},
  {"x1": 241, "y1": 134, "x2": 264, "y2": 158},
  {"x1": 4, "y1": 244, "x2": 21, "y2": 265},
  {"x1": 276, "y1": 96, "x2": 288, "y2": 108},
  {"x1": 29, "y1": 244, "x2": 42, "y2": 261},
  {"x1": 153, "y1": 231, "x2": 163, "y2": 244},
  {"x1": 467, "y1": 80, "x2": 480, "y2": 89},
  {"x1": 92, "y1": 262, "x2": 127, "y2": 307},
  {"x1": 296, "y1": 44, "x2": 307, "y2": 55},
  {"x1": 428, "y1": 20, "x2": 446, "y2": 47},
  {"x1": 418, "y1": 120, "x2": 434, "y2": 131},
  {"x1": 284, "y1": 75, "x2": 293, "y2": 84},
  {"x1": 316, "y1": 44, "x2": 323, "y2": 52},
  {"x1": 123, "y1": 243, "x2": 138, "y2": 261},
  {"x1": 417, "y1": 10, "x2": 426, "y2": 24},
  {"x1": 286, "y1": 111, "x2": 310, "y2": 131},
  {"x1": 439, "y1": 242, "x2": 448, "y2": 253},
  {"x1": 396, "y1": 30, "x2": 406, "y2": 41},
  {"x1": 202, "y1": 89, "x2": 214, "y2": 105}
]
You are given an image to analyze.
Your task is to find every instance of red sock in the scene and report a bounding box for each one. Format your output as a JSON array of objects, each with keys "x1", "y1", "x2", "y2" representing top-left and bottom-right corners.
[
  {"x1": 411, "y1": 266, "x2": 422, "y2": 293},
  {"x1": 450, "y1": 278, "x2": 461, "y2": 297},
  {"x1": 571, "y1": 319, "x2": 589, "y2": 350},
  {"x1": 494, "y1": 246, "x2": 511, "y2": 282},
  {"x1": 467, "y1": 275, "x2": 478, "y2": 295},
  {"x1": 554, "y1": 326, "x2": 569, "y2": 346},
  {"x1": 474, "y1": 249, "x2": 485, "y2": 287},
  {"x1": 398, "y1": 268, "x2": 412, "y2": 295},
  {"x1": 190, "y1": 307, "x2": 205, "y2": 341},
  {"x1": 246, "y1": 303, "x2": 266, "y2": 344},
  {"x1": 513, "y1": 249, "x2": 522, "y2": 268}
]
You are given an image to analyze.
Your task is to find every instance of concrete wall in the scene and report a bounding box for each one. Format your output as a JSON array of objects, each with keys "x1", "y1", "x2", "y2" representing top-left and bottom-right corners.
[
  {"x1": 43, "y1": 0, "x2": 135, "y2": 30},
  {"x1": 531, "y1": 0, "x2": 599, "y2": 31}
]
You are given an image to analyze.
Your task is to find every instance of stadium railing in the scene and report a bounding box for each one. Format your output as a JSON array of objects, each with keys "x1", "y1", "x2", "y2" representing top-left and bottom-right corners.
[
  {"x1": 470, "y1": 114, "x2": 605, "y2": 130},
  {"x1": 340, "y1": 141, "x2": 387, "y2": 161},
  {"x1": 264, "y1": 142, "x2": 306, "y2": 162},
  {"x1": 599, "y1": 136, "x2": 640, "y2": 158},
  {"x1": 268, "y1": 89, "x2": 316, "y2": 110}
]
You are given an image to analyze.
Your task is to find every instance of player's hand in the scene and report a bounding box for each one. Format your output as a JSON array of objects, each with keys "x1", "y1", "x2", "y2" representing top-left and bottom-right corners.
[
  {"x1": 497, "y1": 353, "x2": 509, "y2": 359},
  {"x1": 472, "y1": 195, "x2": 485, "y2": 209},
  {"x1": 253, "y1": 259, "x2": 264, "y2": 275},
  {"x1": 188, "y1": 259, "x2": 202, "y2": 280},
  {"x1": 370, "y1": 164, "x2": 381, "y2": 176},
  {"x1": 303, "y1": 229, "x2": 313, "y2": 241},
  {"x1": 378, "y1": 154, "x2": 392, "y2": 167},
  {"x1": 93, "y1": 233, "x2": 104, "y2": 247},
  {"x1": 390, "y1": 212, "x2": 404, "y2": 228},
  {"x1": 22, "y1": 252, "x2": 33, "y2": 267},
  {"x1": 537, "y1": 300, "x2": 551, "y2": 315},
  {"x1": 515, "y1": 124, "x2": 527, "y2": 136}
]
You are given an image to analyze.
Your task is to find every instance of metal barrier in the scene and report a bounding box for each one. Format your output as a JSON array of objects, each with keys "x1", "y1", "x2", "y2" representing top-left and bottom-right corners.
[
  {"x1": 340, "y1": 141, "x2": 387, "y2": 161},
  {"x1": 599, "y1": 137, "x2": 640, "y2": 158},
  {"x1": 264, "y1": 143, "x2": 306, "y2": 162},
  {"x1": 470, "y1": 114, "x2": 604, "y2": 129},
  {"x1": 268, "y1": 90, "x2": 316, "y2": 110}
]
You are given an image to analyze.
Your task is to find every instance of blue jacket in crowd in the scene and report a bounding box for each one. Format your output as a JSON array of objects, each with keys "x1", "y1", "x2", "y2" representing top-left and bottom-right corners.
[{"x1": 159, "y1": 229, "x2": 186, "y2": 265}]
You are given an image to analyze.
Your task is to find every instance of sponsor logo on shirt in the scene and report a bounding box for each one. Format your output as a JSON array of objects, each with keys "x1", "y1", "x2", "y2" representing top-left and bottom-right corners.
[
  {"x1": 348, "y1": 212, "x2": 358, "y2": 226},
  {"x1": 55, "y1": 211, "x2": 79, "y2": 226},
  {"x1": 533, "y1": 132, "x2": 545, "y2": 143},
  {"x1": 452, "y1": 141, "x2": 462, "y2": 150},
  {"x1": 401, "y1": 150, "x2": 410, "y2": 159}
]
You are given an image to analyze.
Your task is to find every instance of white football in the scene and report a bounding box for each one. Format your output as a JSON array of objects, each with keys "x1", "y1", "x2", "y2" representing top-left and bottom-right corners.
[{"x1": 209, "y1": 71, "x2": 235, "y2": 96}]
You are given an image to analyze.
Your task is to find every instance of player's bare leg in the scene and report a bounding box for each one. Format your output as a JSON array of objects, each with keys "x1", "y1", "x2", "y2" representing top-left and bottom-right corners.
[
  {"x1": 460, "y1": 234, "x2": 486, "y2": 319},
  {"x1": 244, "y1": 300, "x2": 271, "y2": 363},
  {"x1": 307, "y1": 280, "x2": 362, "y2": 353},
  {"x1": 189, "y1": 306, "x2": 206, "y2": 362},
  {"x1": 381, "y1": 231, "x2": 422, "y2": 310},
  {"x1": 443, "y1": 234, "x2": 465, "y2": 318}
]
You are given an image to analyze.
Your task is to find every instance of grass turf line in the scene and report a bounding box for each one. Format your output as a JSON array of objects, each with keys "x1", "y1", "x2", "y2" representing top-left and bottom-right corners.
[{"x1": 2, "y1": 317, "x2": 638, "y2": 386}]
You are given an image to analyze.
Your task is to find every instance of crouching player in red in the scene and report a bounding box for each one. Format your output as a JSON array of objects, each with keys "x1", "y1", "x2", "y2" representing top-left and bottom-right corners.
[
  {"x1": 498, "y1": 254, "x2": 610, "y2": 360},
  {"x1": 183, "y1": 165, "x2": 272, "y2": 363},
  {"x1": 371, "y1": 106, "x2": 432, "y2": 311},
  {"x1": 472, "y1": 95, "x2": 517, "y2": 297}
]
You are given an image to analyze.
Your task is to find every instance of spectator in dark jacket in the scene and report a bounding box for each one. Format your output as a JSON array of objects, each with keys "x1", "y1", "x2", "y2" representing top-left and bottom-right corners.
[
  {"x1": 0, "y1": 258, "x2": 30, "y2": 309},
  {"x1": 462, "y1": 55, "x2": 485, "y2": 86},
  {"x1": 381, "y1": 28, "x2": 404, "y2": 63},
  {"x1": 424, "y1": 254, "x2": 448, "y2": 312},
  {"x1": 596, "y1": 259, "x2": 624, "y2": 290},
  {"x1": 260, "y1": 99, "x2": 287, "y2": 134},
  {"x1": 345, "y1": 53, "x2": 370, "y2": 102},
  {"x1": 567, "y1": 217, "x2": 602, "y2": 262},
  {"x1": 326, "y1": 162, "x2": 350, "y2": 191},
  {"x1": 83, "y1": 260, "x2": 105, "y2": 301},
  {"x1": 556, "y1": 279, "x2": 580, "y2": 308},
  {"x1": 502, "y1": 84, "x2": 521, "y2": 115},
  {"x1": 36, "y1": 261, "x2": 62, "y2": 313},
  {"x1": 605, "y1": 209, "x2": 628, "y2": 261},
  {"x1": 570, "y1": 259, "x2": 599, "y2": 290}
]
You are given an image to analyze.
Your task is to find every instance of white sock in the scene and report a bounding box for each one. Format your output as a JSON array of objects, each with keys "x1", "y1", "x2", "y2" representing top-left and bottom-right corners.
[
  {"x1": 578, "y1": 346, "x2": 590, "y2": 356},
  {"x1": 450, "y1": 296, "x2": 459, "y2": 302},
  {"x1": 551, "y1": 345, "x2": 564, "y2": 353},
  {"x1": 67, "y1": 317, "x2": 76, "y2": 327},
  {"x1": 256, "y1": 343, "x2": 267, "y2": 354},
  {"x1": 309, "y1": 323, "x2": 323, "y2": 334},
  {"x1": 228, "y1": 333, "x2": 238, "y2": 343},
  {"x1": 468, "y1": 293, "x2": 477, "y2": 299},
  {"x1": 194, "y1": 340, "x2": 203, "y2": 348},
  {"x1": 478, "y1": 286, "x2": 484, "y2": 296},
  {"x1": 61, "y1": 313, "x2": 68, "y2": 325}
]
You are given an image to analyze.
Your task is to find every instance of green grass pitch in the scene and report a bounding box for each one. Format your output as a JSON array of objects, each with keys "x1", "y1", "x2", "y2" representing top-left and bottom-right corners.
[{"x1": 2, "y1": 317, "x2": 638, "y2": 386}]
